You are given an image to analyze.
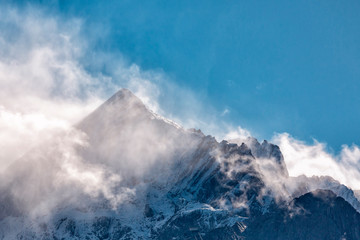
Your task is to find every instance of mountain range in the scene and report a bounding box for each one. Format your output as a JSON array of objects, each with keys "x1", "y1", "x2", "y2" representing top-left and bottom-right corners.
[{"x1": 1, "y1": 89, "x2": 359, "y2": 240}]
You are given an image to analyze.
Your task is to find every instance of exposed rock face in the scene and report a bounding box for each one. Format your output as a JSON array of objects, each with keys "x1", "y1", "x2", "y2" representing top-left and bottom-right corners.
[
  {"x1": 228, "y1": 137, "x2": 289, "y2": 177},
  {"x1": 243, "y1": 190, "x2": 360, "y2": 240},
  {"x1": 287, "y1": 175, "x2": 360, "y2": 213},
  {"x1": 1, "y1": 89, "x2": 359, "y2": 239}
]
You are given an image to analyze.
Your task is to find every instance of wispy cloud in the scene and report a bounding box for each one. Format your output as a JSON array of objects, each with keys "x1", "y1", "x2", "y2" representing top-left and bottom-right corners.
[
  {"x1": 272, "y1": 133, "x2": 360, "y2": 190},
  {"x1": 223, "y1": 128, "x2": 360, "y2": 193},
  {"x1": 224, "y1": 126, "x2": 251, "y2": 142},
  {"x1": 221, "y1": 108, "x2": 230, "y2": 116}
]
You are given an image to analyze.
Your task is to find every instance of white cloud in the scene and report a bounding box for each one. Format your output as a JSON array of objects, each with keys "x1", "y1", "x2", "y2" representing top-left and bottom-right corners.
[
  {"x1": 221, "y1": 108, "x2": 230, "y2": 116},
  {"x1": 224, "y1": 126, "x2": 251, "y2": 141},
  {"x1": 272, "y1": 133, "x2": 360, "y2": 190}
]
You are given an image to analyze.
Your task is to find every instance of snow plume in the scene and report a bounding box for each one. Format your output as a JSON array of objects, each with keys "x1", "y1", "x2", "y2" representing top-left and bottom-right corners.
[
  {"x1": 0, "y1": 6, "x2": 180, "y2": 217},
  {"x1": 273, "y1": 133, "x2": 360, "y2": 191},
  {"x1": 0, "y1": 5, "x2": 209, "y2": 217}
]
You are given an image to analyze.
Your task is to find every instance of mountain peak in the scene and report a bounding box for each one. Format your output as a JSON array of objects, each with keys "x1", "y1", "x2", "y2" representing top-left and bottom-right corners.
[
  {"x1": 111, "y1": 88, "x2": 134, "y2": 99},
  {"x1": 104, "y1": 88, "x2": 144, "y2": 107},
  {"x1": 77, "y1": 88, "x2": 150, "y2": 135}
]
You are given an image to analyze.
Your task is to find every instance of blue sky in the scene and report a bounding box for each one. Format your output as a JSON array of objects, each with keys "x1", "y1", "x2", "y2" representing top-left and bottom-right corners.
[{"x1": 5, "y1": 0, "x2": 360, "y2": 151}]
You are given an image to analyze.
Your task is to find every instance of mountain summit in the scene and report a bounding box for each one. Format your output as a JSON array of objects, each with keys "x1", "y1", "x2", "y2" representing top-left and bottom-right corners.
[{"x1": 1, "y1": 89, "x2": 360, "y2": 239}]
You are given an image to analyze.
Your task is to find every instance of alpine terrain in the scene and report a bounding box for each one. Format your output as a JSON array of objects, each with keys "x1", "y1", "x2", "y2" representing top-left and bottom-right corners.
[{"x1": 1, "y1": 89, "x2": 360, "y2": 240}]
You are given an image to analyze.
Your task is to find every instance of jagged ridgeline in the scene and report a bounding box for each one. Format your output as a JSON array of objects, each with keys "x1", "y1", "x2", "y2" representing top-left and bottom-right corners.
[{"x1": 1, "y1": 89, "x2": 360, "y2": 239}]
